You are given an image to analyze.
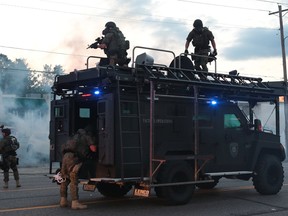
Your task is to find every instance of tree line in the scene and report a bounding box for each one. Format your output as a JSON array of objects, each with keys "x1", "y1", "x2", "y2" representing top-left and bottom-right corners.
[{"x1": 0, "y1": 54, "x2": 64, "y2": 96}]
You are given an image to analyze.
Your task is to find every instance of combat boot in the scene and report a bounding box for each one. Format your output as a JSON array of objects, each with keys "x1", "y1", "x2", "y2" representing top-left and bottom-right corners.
[
  {"x1": 16, "y1": 180, "x2": 21, "y2": 187},
  {"x1": 71, "y1": 200, "x2": 87, "y2": 210},
  {"x1": 3, "y1": 182, "x2": 8, "y2": 189},
  {"x1": 60, "y1": 197, "x2": 68, "y2": 207}
]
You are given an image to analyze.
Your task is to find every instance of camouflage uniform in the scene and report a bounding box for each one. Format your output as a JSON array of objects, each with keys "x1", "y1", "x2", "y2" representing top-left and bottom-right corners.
[
  {"x1": 186, "y1": 27, "x2": 215, "y2": 71},
  {"x1": 102, "y1": 27, "x2": 128, "y2": 66},
  {"x1": 60, "y1": 129, "x2": 95, "y2": 209},
  {"x1": 0, "y1": 134, "x2": 21, "y2": 188}
]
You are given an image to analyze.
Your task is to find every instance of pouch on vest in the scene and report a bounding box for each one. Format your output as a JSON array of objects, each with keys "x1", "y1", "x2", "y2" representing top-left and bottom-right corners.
[{"x1": 10, "y1": 136, "x2": 20, "y2": 151}]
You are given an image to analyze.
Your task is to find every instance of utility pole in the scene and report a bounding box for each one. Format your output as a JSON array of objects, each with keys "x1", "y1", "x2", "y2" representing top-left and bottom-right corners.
[{"x1": 270, "y1": 5, "x2": 288, "y2": 152}]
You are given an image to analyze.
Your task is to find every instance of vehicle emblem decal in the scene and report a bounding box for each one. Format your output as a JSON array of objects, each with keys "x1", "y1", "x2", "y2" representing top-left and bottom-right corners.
[{"x1": 229, "y1": 142, "x2": 239, "y2": 158}]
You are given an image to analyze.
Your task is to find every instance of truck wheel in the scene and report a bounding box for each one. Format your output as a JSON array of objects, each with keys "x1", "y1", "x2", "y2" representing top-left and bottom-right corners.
[
  {"x1": 196, "y1": 177, "x2": 220, "y2": 189},
  {"x1": 156, "y1": 161, "x2": 195, "y2": 205},
  {"x1": 97, "y1": 182, "x2": 132, "y2": 197},
  {"x1": 252, "y1": 154, "x2": 284, "y2": 195},
  {"x1": 154, "y1": 186, "x2": 163, "y2": 198}
]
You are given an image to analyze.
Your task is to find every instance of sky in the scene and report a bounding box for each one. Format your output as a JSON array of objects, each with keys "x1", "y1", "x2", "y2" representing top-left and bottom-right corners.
[{"x1": 0, "y1": 0, "x2": 288, "y2": 81}]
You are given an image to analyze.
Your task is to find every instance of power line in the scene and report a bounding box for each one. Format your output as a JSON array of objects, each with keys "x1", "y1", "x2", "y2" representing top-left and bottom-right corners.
[
  {"x1": 255, "y1": 0, "x2": 288, "y2": 5},
  {"x1": 42, "y1": 0, "x2": 280, "y2": 13},
  {"x1": 0, "y1": 3, "x2": 92, "y2": 16},
  {"x1": 0, "y1": 2, "x2": 277, "y2": 28},
  {"x1": 0, "y1": 1, "x2": 284, "y2": 76},
  {"x1": 0, "y1": 45, "x2": 88, "y2": 58},
  {"x1": 0, "y1": 2, "x2": 280, "y2": 33},
  {"x1": 40, "y1": 0, "x2": 117, "y2": 11},
  {"x1": 39, "y1": 0, "x2": 187, "y2": 22},
  {"x1": 0, "y1": 3, "x2": 193, "y2": 25},
  {"x1": 0, "y1": 67, "x2": 55, "y2": 74},
  {"x1": 178, "y1": 0, "x2": 271, "y2": 12}
]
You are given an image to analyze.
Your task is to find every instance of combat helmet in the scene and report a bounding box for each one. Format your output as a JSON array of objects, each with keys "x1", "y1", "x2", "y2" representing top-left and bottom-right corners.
[
  {"x1": 193, "y1": 19, "x2": 203, "y2": 29},
  {"x1": 105, "y1": 21, "x2": 116, "y2": 29},
  {"x1": 2, "y1": 128, "x2": 11, "y2": 135}
]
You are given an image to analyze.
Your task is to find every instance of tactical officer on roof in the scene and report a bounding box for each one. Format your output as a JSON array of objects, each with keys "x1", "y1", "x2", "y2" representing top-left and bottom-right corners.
[
  {"x1": 97, "y1": 21, "x2": 129, "y2": 66},
  {"x1": 185, "y1": 19, "x2": 217, "y2": 71}
]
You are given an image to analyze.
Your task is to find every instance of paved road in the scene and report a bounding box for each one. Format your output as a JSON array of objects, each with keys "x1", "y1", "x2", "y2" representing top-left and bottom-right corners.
[{"x1": 0, "y1": 163, "x2": 288, "y2": 216}]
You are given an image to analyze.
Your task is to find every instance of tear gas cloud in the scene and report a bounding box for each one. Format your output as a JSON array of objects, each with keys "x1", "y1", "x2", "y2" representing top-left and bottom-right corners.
[{"x1": 0, "y1": 93, "x2": 50, "y2": 167}]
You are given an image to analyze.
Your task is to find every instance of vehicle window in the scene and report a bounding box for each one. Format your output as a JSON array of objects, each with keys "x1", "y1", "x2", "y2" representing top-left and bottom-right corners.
[
  {"x1": 224, "y1": 114, "x2": 241, "y2": 128},
  {"x1": 79, "y1": 108, "x2": 90, "y2": 118},
  {"x1": 54, "y1": 106, "x2": 64, "y2": 118}
]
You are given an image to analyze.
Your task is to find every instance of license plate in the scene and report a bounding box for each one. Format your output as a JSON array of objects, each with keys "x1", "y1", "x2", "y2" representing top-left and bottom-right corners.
[
  {"x1": 83, "y1": 184, "x2": 96, "y2": 192},
  {"x1": 133, "y1": 188, "x2": 150, "y2": 197}
]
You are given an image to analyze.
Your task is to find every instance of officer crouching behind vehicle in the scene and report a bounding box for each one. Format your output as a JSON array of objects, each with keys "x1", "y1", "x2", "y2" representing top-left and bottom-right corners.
[
  {"x1": 59, "y1": 128, "x2": 97, "y2": 210},
  {"x1": 0, "y1": 127, "x2": 21, "y2": 189}
]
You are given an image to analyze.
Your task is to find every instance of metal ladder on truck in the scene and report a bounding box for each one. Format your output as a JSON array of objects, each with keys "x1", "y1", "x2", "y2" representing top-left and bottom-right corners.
[{"x1": 115, "y1": 78, "x2": 145, "y2": 181}]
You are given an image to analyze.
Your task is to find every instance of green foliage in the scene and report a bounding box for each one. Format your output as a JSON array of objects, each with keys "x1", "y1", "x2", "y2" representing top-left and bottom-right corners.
[
  {"x1": 0, "y1": 54, "x2": 65, "y2": 95},
  {"x1": 28, "y1": 64, "x2": 64, "y2": 94}
]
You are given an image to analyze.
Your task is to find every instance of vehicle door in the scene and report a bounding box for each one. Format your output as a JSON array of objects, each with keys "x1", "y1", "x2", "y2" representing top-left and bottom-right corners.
[
  {"x1": 97, "y1": 93, "x2": 114, "y2": 165},
  {"x1": 49, "y1": 99, "x2": 71, "y2": 163},
  {"x1": 216, "y1": 104, "x2": 252, "y2": 171}
]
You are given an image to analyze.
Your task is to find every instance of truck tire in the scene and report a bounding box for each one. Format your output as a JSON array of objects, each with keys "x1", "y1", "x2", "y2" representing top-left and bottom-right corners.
[
  {"x1": 97, "y1": 182, "x2": 132, "y2": 197},
  {"x1": 252, "y1": 154, "x2": 284, "y2": 195},
  {"x1": 154, "y1": 186, "x2": 164, "y2": 198},
  {"x1": 156, "y1": 161, "x2": 195, "y2": 205}
]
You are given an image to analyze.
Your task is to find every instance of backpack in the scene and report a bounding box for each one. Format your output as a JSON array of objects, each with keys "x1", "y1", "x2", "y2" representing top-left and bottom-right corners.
[
  {"x1": 62, "y1": 133, "x2": 79, "y2": 154},
  {"x1": 8, "y1": 136, "x2": 20, "y2": 151},
  {"x1": 192, "y1": 27, "x2": 210, "y2": 49},
  {"x1": 112, "y1": 28, "x2": 130, "y2": 51}
]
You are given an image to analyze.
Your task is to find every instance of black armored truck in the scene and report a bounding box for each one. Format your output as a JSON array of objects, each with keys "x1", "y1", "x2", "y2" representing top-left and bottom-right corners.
[{"x1": 49, "y1": 47, "x2": 286, "y2": 205}]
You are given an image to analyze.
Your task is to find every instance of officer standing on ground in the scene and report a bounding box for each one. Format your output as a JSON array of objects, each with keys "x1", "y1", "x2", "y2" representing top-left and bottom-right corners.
[
  {"x1": 59, "y1": 128, "x2": 97, "y2": 210},
  {"x1": 0, "y1": 127, "x2": 21, "y2": 189},
  {"x1": 185, "y1": 19, "x2": 217, "y2": 71},
  {"x1": 97, "y1": 21, "x2": 129, "y2": 66}
]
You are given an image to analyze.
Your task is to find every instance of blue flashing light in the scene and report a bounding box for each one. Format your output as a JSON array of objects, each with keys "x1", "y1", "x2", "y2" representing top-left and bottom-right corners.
[
  {"x1": 210, "y1": 100, "x2": 217, "y2": 105},
  {"x1": 94, "y1": 90, "x2": 100, "y2": 95}
]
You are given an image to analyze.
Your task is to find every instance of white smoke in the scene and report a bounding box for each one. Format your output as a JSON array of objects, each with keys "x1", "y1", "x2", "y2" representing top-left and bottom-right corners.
[{"x1": 0, "y1": 93, "x2": 50, "y2": 167}]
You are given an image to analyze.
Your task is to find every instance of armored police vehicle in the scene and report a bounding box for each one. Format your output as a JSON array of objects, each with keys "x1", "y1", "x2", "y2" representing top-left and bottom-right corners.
[{"x1": 49, "y1": 47, "x2": 286, "y2": 205}]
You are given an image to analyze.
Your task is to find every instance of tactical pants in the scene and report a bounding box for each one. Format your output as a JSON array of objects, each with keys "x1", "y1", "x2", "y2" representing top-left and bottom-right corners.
[
  {"x1": 194, "y1": 50, "x2": 209, "y2": 71},
  {"x1": 60, "y1": 163, "x2": 82, "y2": 201},
  {"x1": 109, "y1": 52, "x2": 127, "y2": 67},
  {"x1": 3, "y1": 156, "x2": 19, "y2": 182}
]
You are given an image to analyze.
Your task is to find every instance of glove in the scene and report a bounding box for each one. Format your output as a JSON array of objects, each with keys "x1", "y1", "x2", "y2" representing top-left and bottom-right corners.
[
  {"x1": 213, "y1": 49, "x2": 217, "y2": 56},
  {"x1": 89, "y1": 145, "x2": 97, "y2": 152},
  {"x1": 208, "y1": 53, "x2": 216, "y2": 62},
  {"x1": 184, "y1": 49, "x2": 189, "y2": 56}
]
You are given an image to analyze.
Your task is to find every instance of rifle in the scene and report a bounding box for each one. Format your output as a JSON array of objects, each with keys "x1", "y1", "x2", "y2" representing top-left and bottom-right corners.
[
  {"x1": 207, "y1": 53, "x2": 217, "y2": 63},
  {"x1": 87, "y1": 36, "x2": 104, "y2": 49}
]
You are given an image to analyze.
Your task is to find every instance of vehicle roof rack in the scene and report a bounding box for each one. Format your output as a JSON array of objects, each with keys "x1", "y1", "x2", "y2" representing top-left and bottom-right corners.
[{"x1": 52, "y1": 64, "x2": 286, "y2": 102}]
